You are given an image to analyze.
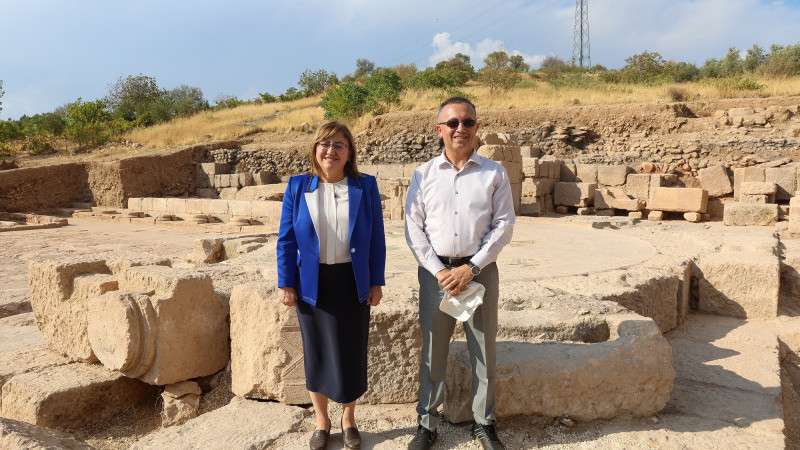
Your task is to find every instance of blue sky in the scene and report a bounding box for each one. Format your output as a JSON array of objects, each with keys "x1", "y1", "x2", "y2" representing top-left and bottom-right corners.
[{"x1": 2, "y1": 0, "x2": 800, "y2": 120}]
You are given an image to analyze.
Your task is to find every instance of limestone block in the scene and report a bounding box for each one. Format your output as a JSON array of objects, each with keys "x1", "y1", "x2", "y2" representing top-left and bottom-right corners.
[
  {"x1": 230, "y1": 282, "x2": 421, "y2": 404},
  {"x1": 503, "y1": 145, "x2": 522, "y2": 163},
  {"x1": 129, "y1": 399, "x2": 308, "y2": 450},
  {"x1": 500, "y1": 161, "x2": 522, "y2": 184},
  {"x1": 624, "y1": 174, "x2": 651, "y2": 201},
  {"x1": 403, "y1": 163, "x2": 420, "y2": 178},
  {"x1": 539, "y1": 159, "x2": 560, "y2": 180},
  {"x1": 0, "y1": 363, "x2": 157, "y2": 429},
  {"x1": 478, "y1": 132, "x2": 517, "y2": 146},
  {"x1": 522, "y1": 157, "x2": 538, "y2": 178},
  {"x1": 684, "y1": 212, "x2": 702, "y2": 223},
  {"x1": 165, "y1": 198, "x2": 186, "y2": 214},
  {"x1": 555, "y1": 205, "x2": 569, "y2": 214},
  {"x1": 161, "y1": 381, "x2": 202, "y2": 427},
  {"x1": 248, "y1": 200, "x2": 281, "y2": 221},
  {"x1": 554, "y1": 182, "x2": 596, "y2": 207},
  {"x1": 228, "y1": 200, "x2": 251, "y2": 218},
  {"x1": 520, "y1": 146, "x2": 540, "y2": 158},
  {"x1": 127, "y1": 197, "x2": 142, "y2": 211},
  {"x1": 139, "y1": 197, "x2": 153, "y2": 213},
  {"x1": 200, "y1": 162, "x2": 230, "y2": 175},
  {"x1": 88, "y1": 266, "x2": 230, "y2": 385},
  {"x1": 560, "y1": 163, "x2": 577, "y2": 182},
  {"x1": 151, "y1": 198, "x2": 167, "y2": 214},
  {"x1": 648, "y1": 211, "x2": 665, "y2": 221},
  {"x1": 707, "y1": 197, "x2": 726, "y2": 219},
  {"x1": 577, "y1": 207, "x2": 593, "y2": 215},
  {"x1": 189, "y1": 238, "x2": 224, "y2": 264},
  {"x1": 0, "y1": 417, "x2": 92, "y2": 450},
  {"x1": 594, "y1": 270, "x2": 680, "y2": 332},
  {"x1": 595, "y1": 187, "x2": 644, "y2": 211},
  {"x1": 201, "y1": 199, "x2": 229, "y2": 216},
  {"x1": 239, "y1": 172, "x2": 254, "y2": 187},
  {"x1": 519, "y1": 202, "x2": 540, "y2": 217},
  {"x1": 697, "y1": 165, "x2": 733, "y2": 197},
  {"x1": 510, "y1": 182, "x2": 521, "y2": 213},
  {"x1": 219, "y1": 187, "x2": 239, "y2": 200},
  {"x1": 629, "y1": 211, "x2": 643, "y2": 219},
  {"x1": 789, "y1": 197, "x2": 800, "y2": 234},
  {"x1": 765, "y1": 167, "x2": 796, "y2": 201},
  {"x1": 723, "y1": 202, "x2": 779, "y2": 226},
  {"x1": 376, "y1": 164, "x2": 404, "y2": 179},
  {"x1": 597, "y1": 165, "x2": 630, "y2": 186},
  {"x1": 0, "y1": 348, "x2": 70, "y2": 398},
  {"x1": 695, "y1": 251, "x2": 779, "y2": 319},
  {"x1": 649, "y1": 187, "x2": 708, "y2": 213},
  {"x1": 740, "y1": 182, "x2": 777, "y2": 197},
  {"x1": 733, "y1": 167, "x2": 765, "y2": 200},
  {"x1": 27, "y1": 257, "x2": 113, "y2": 361},
  {"x1": 253, "y1": 171, "x2": 277, "y2": 185},
  {"x1": 444, "y1": 315, "x2": 674, "y2": 422},
  {"x1": 477, "y1": 145, "x2": 505, "y2": 161},
  {"x1": 742, "y1": 194, "x2": 768, "y2": 204},
  {"x1": 523, "y1": 179, "x2": 557, "y2": 199},
  {"x1": 185, "y1": 199, "x2": 203, "y2": 215},
  {"x1": 235, "y1": 184, "x2": 286, "y2": 201},
  {"x1": 575, "y1": 164, "x2": 598, "y2": 184},
  {"x1": 359, "y1": 164, "x2": 377, "y2": 176}
]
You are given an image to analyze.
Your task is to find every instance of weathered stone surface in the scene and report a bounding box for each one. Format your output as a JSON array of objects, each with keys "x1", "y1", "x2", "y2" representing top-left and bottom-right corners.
[
  {"x1": 575, "y1": 164, "x2": 598, "y2": 183},
  {"x1": 684, "y1": 212, "x2": 702, "y2": 223},
  {"x1": 0, "y1": 417, "x2": 91, "y2": 450},
  {"x1": 740, "y1": 181, "x2": 777, "y2": 197},
  {"x1": 733, "y1": 167, "x2": 766, "y2": 200},
  {"x1": 129, "y1": 399, "x2": 309, "y2": 450},
  {"x1": 765, "y1": 166, "x2": 797, "y2": 201},
  {"x1": 554, "y1": 182, "x2": 596, "y2": 207},
  {"x1": 595, "y1": 270, "x2": 680, "y2": 332},
  {"x1": 624, "y1": 173, "x2": 651, "y2": 201},
  {"x1": 161, "y1": 381, "x2": 201, "y2": 427},
  {"x1": 27, "y1": 257, "x2": 111, "y2": 362},
  {"x1": 697, "y1": 165, "x2": 733, "y2": 197},
  {"x1": 522, "y1": 157, "x2": 538, "y2": 178},
  {"x1": 1, "y1": 363, "x2": 157, "y2": 429},
  {"x1": 648, "y1": 210, "x2": 665, "y2": 221},
  {"x1": 233, "y1": 184, "x2": 286, "y2": 201},
  {"x1": 0, "y1": 348, "x2": 69, "y2": 400},
  {"x1": 649, "y1": 187, "x2": 708, "y2": 213},
  {"x1": 189, "y1": 238, "x2": 224, "y2": 263},
  {"x1": 444, "y1": 314, "x2": 674, "y2": 422},
  {"x1": 88, "y1": 266, "x2": 230, "y2": 385},
  {"x1": 0, "y1": 312, "x2": 45, "y2": 354},
  {"x1": 694, "y1": 251, "x2": 780, "y2": 319},
  {"x1": 595, "y1": 187, "x2": 644, "y2": 211},
  {"x1": 597, "y1": 165, "x2": 630, "y2": 186},
  {"x1": 230, "y1": 282, "x2": 421, "y2": 404},
  {"x1": 723, "y1": 202, "x2": 779, "y2": 226},
  {"x1": 789, "y1": 197, "x2": 800, "y2": 234}
]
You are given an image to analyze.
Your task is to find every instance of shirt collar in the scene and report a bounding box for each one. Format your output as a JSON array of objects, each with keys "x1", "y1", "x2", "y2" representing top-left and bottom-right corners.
[{"x1": 435, "y1": 149, "x2": 482, "y2": 170}]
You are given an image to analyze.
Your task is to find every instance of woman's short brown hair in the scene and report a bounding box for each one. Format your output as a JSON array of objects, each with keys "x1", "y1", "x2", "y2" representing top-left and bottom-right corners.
[{"x1": 309, "y1": 121, "x2": 360, "y2": 178}]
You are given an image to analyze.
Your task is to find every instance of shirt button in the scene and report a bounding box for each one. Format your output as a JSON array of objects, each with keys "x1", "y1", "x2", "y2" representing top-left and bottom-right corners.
[
  {"x1": 454, "y1": 233, "x2": 458, "y2": 236},
  {"x1": 350, "y1": 248, "x2": 356, "y2": 253},
  {"x1": 455, "y1": 211, "x2": 459, "y2": 214}
]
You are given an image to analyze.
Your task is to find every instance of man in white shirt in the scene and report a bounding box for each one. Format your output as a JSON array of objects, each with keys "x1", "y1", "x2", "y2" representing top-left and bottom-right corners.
[{"x1": 405, "y1": 97, "x2": 515, "y2": 450}]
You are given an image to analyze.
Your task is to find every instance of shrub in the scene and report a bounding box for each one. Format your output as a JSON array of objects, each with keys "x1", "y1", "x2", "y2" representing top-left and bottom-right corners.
[
  {"x1": 320, "y1": 83, "x2": 369, "y2": 119},
  {"x1": 279, "y1": 87, "x2": 305, "y2": 102},
  {"x1": 259, "y1": 92, "x2": 277, "y2": 103},
  {"x1": 713, "y1": 77, "x2": 766, "y2": 97},
  {"x1": 435, "y1": 53, "x2": 474, "y2": 81},
  {"x1": 548, "y1": 73, "x2": 600, "y2": 89},
  {"x1": 666, "y1": 86, "x2": 690, "y2": 102},
  {"x1": 65, "y1": 98, "x2": 112, "y2": 148},
  {"x1": 479, "y1": 50, "x2": 522, "y2": 93},
  {"x1": 407, "y1": 67, "x2": 468, "y2": 90},
  {"x1": 214, "y1": 95, "x2": 244, "y2": 110},
  {"x1": 298, "y1": 69, "x2": 338, "y2": 96},
  {"x1": 364, "y1": 69, "x2": 402, "y2": 113}
]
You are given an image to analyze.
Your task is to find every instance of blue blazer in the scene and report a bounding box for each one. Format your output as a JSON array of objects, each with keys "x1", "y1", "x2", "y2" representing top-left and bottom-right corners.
[{"x1": 277, "y1": 173, "x2": 386, "y2": 306}]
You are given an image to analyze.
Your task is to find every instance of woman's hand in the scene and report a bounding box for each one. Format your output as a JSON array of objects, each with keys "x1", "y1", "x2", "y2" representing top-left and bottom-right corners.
[
  {"x1": 278, "y1": 287, "x2": 297, "y2": 306},
  {"x1": 366, "y1": 285, "x2": 383, "y2": 306}
]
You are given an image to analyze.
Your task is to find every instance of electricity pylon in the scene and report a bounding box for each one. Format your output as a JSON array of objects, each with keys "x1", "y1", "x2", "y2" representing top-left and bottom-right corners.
[{"x1": 572, "y1": 0, "x2": 590, "y2": 67}]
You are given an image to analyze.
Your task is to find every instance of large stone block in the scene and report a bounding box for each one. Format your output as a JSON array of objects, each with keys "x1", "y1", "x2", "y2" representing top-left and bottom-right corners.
[
  {"x1": 522, "y1": 157, "x2": 538, "y2": 178},
  {"x1": 697, "y1": 165, "x2": 733, "y2": 197},
  {"x1": 597, "y1": 165, "x2": 630, "y2": 186},
  {"x1": 444, "y1": 315, "x2": 674, "y2": 422},
  {"x1": 375, "y1": 164, "x2": 405, "y2": 179},
  {"x1": 538, "y1": 158, "x2": 560, "y2": 180},
  {"x1": 765, "y1": 167, "x2": 796, "y2": 201},
  {"x1": 27, "y1": 257, "x2": 112, "y2": 362},
  {"x1": 478, "y1": 132, "x2": 517, "y2": 146},
  {"x1": 87, "y1": 266, "x2": 230, "y2": 385},
  {"x1": 500, "y1": 161, "x2": 522, "y2": 184},
  {"x1": 595, "y1": 187, "x2": 644, "y2": 211},
  {"x1": 0, "y1": 417, "x2": 92, "y2": 450},
  {"x1": 649, "y1": 187, "x2": 708, "y2": 213},
  {"x1": 694, "y1": 251, "x2": 779, "y2": 319},
  {"x1": 733, "y1": 167, "x2": 766, "y2": 200},
  {"x1": 199, "y1": 162, "x2": 230, "y2": 175},
  {"x1": 597, "y1": 270, "x2": 680, "y2": 332},
  {"x1": 723, "y1": 203, "x2": 779, "y2": 226},
  {"x1": 624, "y1": 173, "x2": 651, "y2": 201},
  {"x1": 522, "y1": 179, "x2": 557, "y2": 199},
  {"x1": 230, "y1": 282, "x2": 421, "y2": 404},
  {"x1": 554, "y1": 182, "x2": 596, "y2": 207},
  {"x1": 235, "y1": 184, "x2": 286, "y2": 201},
  {"x1": 477, "y1": 145, "x2": 506, "y2": 161},
  {"x1": 790, "y1": 197, "x2": 800, "y2": 234},
  {"x1": 0, "y1": 363, "x2": 157, "y2": 429},
  {"x1": 560, "y1": 162, "x2": 577, "y2": 182},
  {"x1": 575, "y1": 164, "x2": 598, "y2": 184}
]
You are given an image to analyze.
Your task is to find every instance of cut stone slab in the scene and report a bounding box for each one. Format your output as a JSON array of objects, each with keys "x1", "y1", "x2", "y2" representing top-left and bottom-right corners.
[
  {"x1": 597, "y1": 165, "x2": 630, "y2": 186},
  {"x1": 594, "y1": 187, "x2": 644, "y2": 211},
  {"x1": 694, "y1": 251, "x2": 780, "y2": 319},
  {"x1": 554, "y1": 182, "x2": 596, "y2": 207},
  {"x1": 723, "y1": 202, "x2": 779, "y2": 226},
  {"x1": 444, "y1": 313, "x2": 675, "y2": 422},
  {"x1": 129, "y1": 398, "x2": 309, "y2": 450},
  {"x1": 88, "y1": 265, "x2": 230, "y2": 385},
  {"x1": 649, "y1": 187, "x2": 708, "y2": 213},
  {"x1": 0, "y1": 417, "x2": 91, "y2": 450},
  {"x1": 0, "y1": 312, "x2": 45, "y2": 354},
  {"x1": 765, "y1": 166, "x2": 797, "y2": 201},
  {"x1": 1, "y1": 362, "x2": 158, "y2": 429},
  {"x1": 697, "y1": 164, "x2": 733, "y2": 197},
  {"x1": 0, "y1": 348, "x2": 70, "y2": 403}
]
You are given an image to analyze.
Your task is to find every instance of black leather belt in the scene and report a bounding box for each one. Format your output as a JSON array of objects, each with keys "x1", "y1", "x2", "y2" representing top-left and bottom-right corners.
[{"x1": 437, "y1": 255, "x2": 473, "y2": 267}]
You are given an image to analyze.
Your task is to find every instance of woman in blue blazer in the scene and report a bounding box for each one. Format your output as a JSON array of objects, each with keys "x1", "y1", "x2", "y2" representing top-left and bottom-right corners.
[{"x1": 277, "y1": 121, "x2": 386, "y2": 450}]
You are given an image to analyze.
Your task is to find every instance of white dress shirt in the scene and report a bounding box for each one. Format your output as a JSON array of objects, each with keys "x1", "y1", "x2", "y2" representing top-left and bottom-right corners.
[
  {"x1": 317, "y1": 179, "x2": 351, "y2": 264},
  {"x1": 405, "y1": 150, "x2": 515, "y2": 276}
]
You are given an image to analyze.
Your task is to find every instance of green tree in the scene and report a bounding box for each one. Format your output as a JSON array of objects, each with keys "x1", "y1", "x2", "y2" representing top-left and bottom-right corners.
[
  {"x1": 619, "y1": 51, "x2": 667, "y2": 83},
  {"x1": 407, "y1": 67, "x2": 468, "y2": 90},
  {"x1": 166, "y1": 85, "x2": 208, "y2": 116},
  {"x1": 390, "y1": 63, "x2": 417, "y2": 81},
  {"x1": 760, "y1": 43, "x2": 800, "y2": 77},
  {"x1": 106, "y1": 74, "x2": 167, "y2": 126},
  {"x1": 721, "y1": 47, "x2": 743, "y2": 77},
  {"x1": 744, "y1": 44, "x2": 767, "y2": 72},
  {"x1": 298, "y1": 69, "x2": 338, "y2": 96},
  {"x1": 435, "y1": 53, "x2": 475, "y2": 81},
  {"x1": 65, "y1": 98, "x2": 112, "y2": 148},
  {"x1": 479, "y1": 50, "x2": 522, "y2": 93},
  {"x1": 320, "y1": 83, "x2": 369, "y2": 119},
  {"x1": 353, "y1": 59, "x2": 375, "y2": 80},
  {"x1": 364, "y1": 69, "x2": 402, "y2": 113},
  {"x1": 510, "y1": 54, "x2": 530, "y2": 72}
]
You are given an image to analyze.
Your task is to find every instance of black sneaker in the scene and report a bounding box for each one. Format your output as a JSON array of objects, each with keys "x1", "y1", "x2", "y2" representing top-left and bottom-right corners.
[
  {"x1": 407, "y1": 425, "x2": 437, "y2": 450},
  {"x1": 471, "y1": 423, "x2": 506, "y2": 450}
]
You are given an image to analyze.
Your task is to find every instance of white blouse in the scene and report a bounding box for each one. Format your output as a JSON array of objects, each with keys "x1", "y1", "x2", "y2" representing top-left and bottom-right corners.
[{"x1": 317, "y1": 178, "x2": 351, "y2": 264}]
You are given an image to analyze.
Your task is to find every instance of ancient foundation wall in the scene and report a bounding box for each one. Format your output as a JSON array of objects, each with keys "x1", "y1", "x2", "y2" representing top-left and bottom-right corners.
[{"x1": 0, "y1": 163, "x2": 91, "y2": 212}]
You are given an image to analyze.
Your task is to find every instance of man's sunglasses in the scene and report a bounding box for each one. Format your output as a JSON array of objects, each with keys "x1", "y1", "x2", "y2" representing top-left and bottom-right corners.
[{"x1": 437, "y1": 118, "x2": 477, "y2": 129}]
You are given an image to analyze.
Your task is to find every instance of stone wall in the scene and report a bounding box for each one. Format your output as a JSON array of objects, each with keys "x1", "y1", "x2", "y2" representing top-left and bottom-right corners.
[{"x1": 0, "y1": 163, "x2": 91, "y2": 212}]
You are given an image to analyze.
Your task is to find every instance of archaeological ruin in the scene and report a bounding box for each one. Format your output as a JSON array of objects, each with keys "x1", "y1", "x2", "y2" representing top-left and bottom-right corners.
[{"x1": 1, "y1": 97, "x2": 799, "y2": 448}]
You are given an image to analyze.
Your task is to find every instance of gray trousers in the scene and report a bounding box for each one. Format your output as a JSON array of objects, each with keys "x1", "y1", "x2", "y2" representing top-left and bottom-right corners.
[{"x1": 416, "y1": 262, "x2": 498, "y2": 430}]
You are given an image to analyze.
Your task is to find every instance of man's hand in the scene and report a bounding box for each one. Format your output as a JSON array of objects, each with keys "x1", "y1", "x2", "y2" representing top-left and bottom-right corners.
[
  {"x1": 435, "y1": 265, "x2": 474, "y2": 296},
  {"x1": 278, "y1": 287, "x2": 297, "y2": 306},
  {"x1": 366, "y1": 285, "x2": 383, "y2": 306}
]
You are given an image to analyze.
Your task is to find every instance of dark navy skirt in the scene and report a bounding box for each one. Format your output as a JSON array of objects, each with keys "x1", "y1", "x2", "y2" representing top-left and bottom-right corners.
[{"x1": 296, "y1": 262, "x2": 370, "y2": 404}]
